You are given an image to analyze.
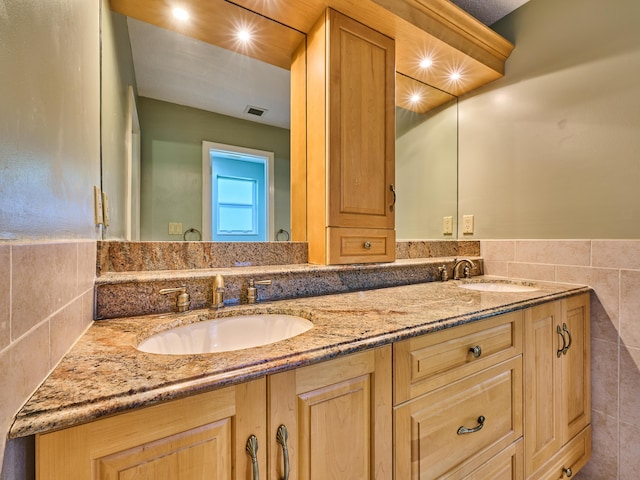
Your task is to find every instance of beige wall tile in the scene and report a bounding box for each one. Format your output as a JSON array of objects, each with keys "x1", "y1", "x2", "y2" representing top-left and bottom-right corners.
[
  {"x1": 515, "y1": 240, "x2": 591, "y2": 266},
  {"x1": 619, "y1": 345, "x2": 640, "y2": 426},
  {"x1": 0, "y1": 246, "x2": 10, "y2": 351},
  {"x1": 507, "y1": 262, "x2": 556, "y2": 281},
  {"x1": 50, "y1": 298, "x2": 84, "y2": 367},
  {"x1": 591, "y1": 338, "x2": 619, "y2": 417},
  {"x1": 77, "y1": 241, "x2": 96, "y2": 295},
  {"x1": 82, "y1": 289, "x2": 95, "y2": 324},
  {"x1": 579, "y1": 410, "x2": 618, "y2": 479},
  {"x1": 11, "y1": 243, "x2": 77, "y2": 340},
  {"x1": 556, "y1": 266, "x2": 620, "y2": 342},
  {"x1": 593, "y1": 240, "x2": 640, "y2": 270},
  {"x1": 620, "y1": 270, "x2": 640, "y2": 349},
  {"x1": 620, "y1": 421, "x2": 640, "y2": 480},
  {"x1": 480, "y1": 240, "x2": 516, "y2": 261},
  {"x1": 482, "y1": 260, "x2": 509, "y2": 276},
  {"x1": 0, "y1": 322, "x2": 49, "y2": 432}
]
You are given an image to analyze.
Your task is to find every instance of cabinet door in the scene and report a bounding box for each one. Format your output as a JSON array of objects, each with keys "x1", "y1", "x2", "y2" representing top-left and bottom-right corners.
[
  {"x1": 524, "y1": 300, "x2": 564, "y2": 476},
  {"x1": 524, "y1": 294, "x2": 591, "y2": 478},
  {"x1": 36, "y1": 379, "x2": 266, "y2": 480},
  {"x1": 268, "y1": 346, "x2": 392, "y2": 480},
  {"x1": 327, "y1": 9, "x2": 395, "y2": 230},
  {"x1": 561, "y1": 294, "x2": 591, "y2": 442}
]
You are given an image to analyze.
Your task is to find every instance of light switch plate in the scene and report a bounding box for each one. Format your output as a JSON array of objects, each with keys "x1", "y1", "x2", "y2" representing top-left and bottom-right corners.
[
  {"x1": 168, "y1": 222, "x2": 183, "y2": 235},
  {"x1": 443, "y1": 216, "x2": 453, "y2": 235},
  {"x1": 101, "y1": 192, "x2": 110, "y2": 227},
  {"x1": 93, "y1": 186, "x2": 104, "y2": 225},
  {"x1": 463, "y1": 215, "x2": 474, "y2": 234}
]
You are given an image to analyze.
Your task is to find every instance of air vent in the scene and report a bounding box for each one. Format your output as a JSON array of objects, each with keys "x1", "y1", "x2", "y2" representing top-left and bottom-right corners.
[{"x1": 244, "y1": 105, "x2": 268, "y2": 117}]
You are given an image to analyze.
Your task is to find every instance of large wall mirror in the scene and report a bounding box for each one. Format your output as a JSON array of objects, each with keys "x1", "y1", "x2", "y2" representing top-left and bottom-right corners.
[{"x1": 100, "y1": 0, "x2": 458, "y2": 242}]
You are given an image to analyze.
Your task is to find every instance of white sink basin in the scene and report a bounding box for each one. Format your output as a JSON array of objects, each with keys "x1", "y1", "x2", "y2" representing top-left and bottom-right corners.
[
  {"x1": 137, "y1": 314, "x2": 313, "y2": 355},
  {"x1": 458, "y1": 282, "x2": 539, "y2": 293}
]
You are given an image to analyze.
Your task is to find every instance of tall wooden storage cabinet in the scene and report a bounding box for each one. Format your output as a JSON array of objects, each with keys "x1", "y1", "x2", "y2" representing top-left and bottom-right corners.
[{"x1": 305, "y1": 9, "x2": 396, "y2": 264}]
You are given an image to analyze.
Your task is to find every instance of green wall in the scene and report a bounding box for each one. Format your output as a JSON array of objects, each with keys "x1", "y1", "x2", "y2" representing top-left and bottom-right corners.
[
  {"x1": 458, "y1": 0, "x2": 640, "y2": 238},
  {"x1": 138, "y1": 97, "x2": 291, "y2": 240}
]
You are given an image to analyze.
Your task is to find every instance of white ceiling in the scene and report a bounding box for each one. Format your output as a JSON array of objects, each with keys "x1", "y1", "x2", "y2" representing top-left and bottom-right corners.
[{"x1": 127, "y1": 1, "x2": 530, "y2": 129}]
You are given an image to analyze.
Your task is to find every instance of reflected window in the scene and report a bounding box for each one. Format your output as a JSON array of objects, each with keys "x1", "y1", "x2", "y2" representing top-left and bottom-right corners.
[{"x1": 215, "y1": 176, "x2": 257, "y2": 235}]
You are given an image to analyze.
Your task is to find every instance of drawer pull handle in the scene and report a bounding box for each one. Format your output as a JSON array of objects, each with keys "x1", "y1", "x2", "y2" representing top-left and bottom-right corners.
[
  {"x1": 364, "y1": 241, "x2": 372, "y2": 250},
  {"x1": 276, "y1": 425, "x2": 290, "y2": 480},
  {"x1": 562, "y1": 466, "x2": 573, "y2": 477},
  {"x1": 556, "y1": 324, "x2": 567, "y2": 358},
  {"x1": 457, "y1": 415, "x2": 485, "y2": 435},
  {"x1": 246, "y1": 435, "x2": 260, "y2": 480},
  {"x1": 390, "y1": 184, "x2": 396, "y2": 210},
  {"x1": 469, "y1": 345, "x2": 482, "y2": 358}
]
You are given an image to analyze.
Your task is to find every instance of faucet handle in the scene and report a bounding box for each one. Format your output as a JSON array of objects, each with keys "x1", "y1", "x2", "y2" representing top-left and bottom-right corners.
[
  {"x1": 212, "y1": 274, "x2": 225, "y2": 309},
  {"x1": 247, "y1": 279, "x2": 272, "y2": 304},
  {"x1": 159, "y1": 286, "x2": 190, "y2": 312}
]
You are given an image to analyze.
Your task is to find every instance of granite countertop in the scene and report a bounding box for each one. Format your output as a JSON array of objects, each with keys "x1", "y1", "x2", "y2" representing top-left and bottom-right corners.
[{"x1": 10, "y1": 276, "x2": 590, "y2": 439}]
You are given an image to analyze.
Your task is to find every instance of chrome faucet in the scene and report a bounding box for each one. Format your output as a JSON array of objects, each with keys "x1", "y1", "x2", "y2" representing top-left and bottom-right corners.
[
  {"x1": 159, "y1": 286, "x2": 190, "y2": 312},
  {"x1": 452, "y1": 258, "x2": 476, "y2": 280},
  {"x1": 212, "y1": 274, "x2": 225, "y2": 309},
  {"x1": 247, "y1": 279, "x2": 272, "y2": 304}
]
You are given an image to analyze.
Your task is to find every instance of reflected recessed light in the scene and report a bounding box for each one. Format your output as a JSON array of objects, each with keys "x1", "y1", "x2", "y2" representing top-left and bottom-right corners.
[
  {"x1": 172, "y1": 7, "x2": 189, "y2": 21},
  {"x1": 237, "y1": 28, "x2": 252, "y2": 43},
  {"x1": 419, "y1": 58, "x2": 433, "y2": 69}
]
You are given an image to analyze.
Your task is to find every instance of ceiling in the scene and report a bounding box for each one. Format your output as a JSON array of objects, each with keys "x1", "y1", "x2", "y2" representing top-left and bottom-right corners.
[{"x1": 126, "y1": 1, "x2": 529, "y2": 129}]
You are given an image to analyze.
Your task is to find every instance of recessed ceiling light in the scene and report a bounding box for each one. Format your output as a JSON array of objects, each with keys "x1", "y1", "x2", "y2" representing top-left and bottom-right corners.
[
  {"x1": 419, "y1": 58, "x2": 433, "y2": 69},
  {"x1": 172, "y1": 7, "x2": 189, "y2": 21},
  {"x1": 450, "y1": 72, "x2": 462, "y2": 81},
  {"x1": 237, "y1": 28, "x2": 252, "y2": 43},
  {"x1": 410, "y1": 93, "x2": 421, "y2": 103}
]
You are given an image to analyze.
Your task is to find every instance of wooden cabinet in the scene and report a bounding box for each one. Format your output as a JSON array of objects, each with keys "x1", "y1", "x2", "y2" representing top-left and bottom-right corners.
[
  {"x1": 305, "y1": 8, "x2": 396, "y2": 264},
  {"x1": 36, "y1": 348, "x2": 392, "y2": 480},
  {"x1": 267, "y1": 346, "x2": 392, "y2": 480},
  {"x1": 36, "y1": 379, "x2": 266, "y2": 480},
  {"x1": 524, "y1": 293, "x2": 591, "y2": 479},
  {"x1": 394, "y1": 311, "x2": 524, "y2": 479}
]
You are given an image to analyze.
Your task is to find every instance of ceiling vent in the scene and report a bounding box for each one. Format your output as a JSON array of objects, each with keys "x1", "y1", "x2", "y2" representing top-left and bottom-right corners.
[{"x1": 244, "y1": 105, "x2": 268, "y2": 117}]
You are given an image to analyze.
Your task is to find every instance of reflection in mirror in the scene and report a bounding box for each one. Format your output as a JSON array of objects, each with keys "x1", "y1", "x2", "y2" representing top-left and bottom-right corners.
[
  {"x1": 395, "y1": 74, "x2": 458, "y2": 239},
  {"x1": 101, "y1": 1, "x2": 459, "y2": 242},
  {"x1": 101, "y1": 0, "x2": 303, "y2": 241}
]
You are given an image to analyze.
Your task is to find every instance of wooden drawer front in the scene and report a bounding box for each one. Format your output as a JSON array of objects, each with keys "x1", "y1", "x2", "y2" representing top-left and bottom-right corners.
[
  {"x1": 394, "y1": 311, "x2": 523, "y2": 404},
  {"x1": 527, "y1": 425, "x2": 591, "y2": 480},
  {"x1": 455, "y1": 439, "x2": 523, "y2": 480},
  {"x1": 394, "y1": 357, "x2": 523, "y2": 480},
  {"x1": 327, "y1": 227, "x2": 395, "y2": 264}
]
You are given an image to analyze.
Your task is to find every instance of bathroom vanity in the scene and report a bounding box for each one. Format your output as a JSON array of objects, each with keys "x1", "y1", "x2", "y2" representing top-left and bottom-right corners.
[{"x1": 13, "y1": 277, "x2": 591, "y2": 479}]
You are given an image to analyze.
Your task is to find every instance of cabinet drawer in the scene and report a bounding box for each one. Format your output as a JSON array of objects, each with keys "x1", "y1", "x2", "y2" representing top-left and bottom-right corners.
[
  {"x1": 394, "y1": 357, "x2": 523, "y2": 480},
  {"x1": 527, "y1": 425, "x2": 591, "y2": 480},
  {"x1": 394, "y1": 311, "x2": 523, "y2": 404},
  {"x1": 454, "y1": 439, "x2": 523, "y2": 480},
  {"x1": 327, "y1": 227, "x2": 395, "y2": 264}
]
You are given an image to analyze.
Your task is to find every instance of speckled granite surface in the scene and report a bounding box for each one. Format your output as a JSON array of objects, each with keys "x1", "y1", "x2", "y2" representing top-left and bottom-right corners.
[
  {"x1": 95, "y1": 257, "x2": 483, "y2": 319},
  {"x1": 96, "y1": 240, "x2": 480, "y2": 274},
  {"x1": 10, "y1": 276, "x2": 589, "y2": 439}
]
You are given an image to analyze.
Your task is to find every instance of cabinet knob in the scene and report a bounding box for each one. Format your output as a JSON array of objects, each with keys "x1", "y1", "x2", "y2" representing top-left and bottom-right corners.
[
  {"x1": 562, "y1": 466, "x2": 573, "y2": 478},
  {"x1": 364, "y1": 241, "x2": 372, "y2": 250},
  {"x1": 469, "y1": 345, "x2": 482, "y2": 358}
]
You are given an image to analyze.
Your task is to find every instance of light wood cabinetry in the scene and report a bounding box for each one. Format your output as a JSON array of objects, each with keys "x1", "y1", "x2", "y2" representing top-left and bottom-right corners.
[
  {"x1": 306, "y1": 9, "x2": 396, "y2": 264},
  {"x1": 394, "y1": 311, "x2": 524, "y2": 479},
  {"x1": 524, "y1": 293, "x2": 591, "y2": 479},
  {"x1": 36, "y1": 348, "x2": 392, "y2": 480},
  {"x1": 268, "y1": 346, "x2": 392, "y2": 480},
  {"x1": 36, "y1": 379, "x2": 266, "y2": 480}
]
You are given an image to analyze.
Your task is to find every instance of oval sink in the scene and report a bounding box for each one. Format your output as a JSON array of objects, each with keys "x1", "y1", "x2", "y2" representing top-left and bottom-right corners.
[
  {"x1": 137, "y1": 314, "x2": 313, "y2": 355},
  {"x1": 458, "y1": 282, "x2": 539, "y2": 293}
]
